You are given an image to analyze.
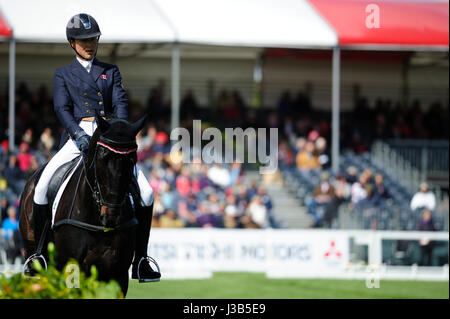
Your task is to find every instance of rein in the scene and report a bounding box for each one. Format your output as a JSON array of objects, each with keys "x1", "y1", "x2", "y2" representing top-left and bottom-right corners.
[{"x1": 52, "y1": 135, "x2": 138, "y2": 233}]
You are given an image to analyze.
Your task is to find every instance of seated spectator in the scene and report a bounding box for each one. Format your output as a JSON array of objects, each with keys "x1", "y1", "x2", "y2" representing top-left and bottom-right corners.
[
  {"x1": 176, "y1": 167, "x2": 192, "y2": 197},
  {"x1": 196, "y1": 201, "x2": 219, "y2": 228},
  {"x1": 306, "y1": 172, "x2": 335, "y2": 227},
  {"x1": 323, "y1": 186, "x2": 346, "y2": 229},
  {"x1": 160, "y1": 181, "x2": 175, "y2": 209},
  {"x1": 1, "y1": 206, "x2": 23, "y2": 263},
  {"x1": 351, "y1": 173, "x2": 369, "y2": 205},
  {"x1": 163, "y1": 166, "x2": 177, "y2": 189},
  {"x1": 332, "y1": 174, "x2": 351, "y2": 200},
  {"x1": 346, "y1": 165, "x2": 359, "y2": 184},
  {"x1": 3, "y1": 154, "x2": 25, "y2": 195},
  {"x1": 37, "y1": 127, "x2": 55, "y2": 159},
  {"x1": 223, "y1": 194, "x2": 240, "y2": 228},
  {"x1": 373, "y1": 173, "x2": 390, "y2": 202},
  {"x1": 278, "y1": 138, "x2": 294, "y2": 166},
  {"x1": 1, "y1": 197, "x2": 10, "y2": 221},
  {"x1": 236, "y1": 184, "x2": 250, "y2": 206},
  {"x1": 315, "y1": 137, "x2": 329, "y2": 168},
  {"x1": 296, "y1": 140, "x2": 321, "y2": 171},
  {"x1": 356, "y1": 184, "x2": 379, "y2": 207},
  {"x1": 418, "y1": 209, "x2": 436, "y2": 266},
  {"x1": 257, "y1": 186, "x2": 273, "y2": 212},
  {"x1": 0, "y1": 140, "x2": 11, "y2": 170},
  {"x1": 177, "y1": 200, "x2": 198, "y2": 227},
  {"x1": 17, "y1": 142, "x2": 33, "y2": 172},
  {"x1": 140, "y1": 124, "x2": 157, "y2": 151},
  {"x1": 152, "y1": 131, "x2": 170, "y2": 154},
  {"x1": 158, "y1": 209, "x2": 185, "y2": 228},
  {"x1": 27, "y1": 155, "x2": 40, "y2": 177},
  {"x1": 148, "y1": 169, "x2": 163, "y2": 193},
  {"x1": 228, "y1": 162, "x2": 242, "y2": 187},
  {"x1": 153, "y1": 193, "x2": 165, "y2": 216},
  {"x1": 294, "y1": 137, "x2": 307, "y2": 155},
  {"x1": 207, "y1": 193, "x2": 222, "y2": 215},
  {"x1": 242, "y1": 195, "x2": 268, "y2": 228},
  {"x1": 21, "y1": 128, "x2": 34, "y2": 146},
  {"x1": 197, "y1": 165, "x2": 212, "y2": 190},
  {"x1": 410, "y1": 182, "x2": 436, "y2": 212},
  {"x1": 247, "y1": 180, "x2": 258, "y2": 200},
  {"x1": 207, "y1": 164, "x2": 231, "y2": 188}
]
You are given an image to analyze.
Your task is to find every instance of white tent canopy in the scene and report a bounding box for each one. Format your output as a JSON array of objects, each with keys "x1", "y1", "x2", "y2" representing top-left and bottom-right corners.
[
  {"x1": 0, "y1": 0, "x2": 175, "y2": 43},
  {"x1": 154, "y1": 0, "x2": 337, "y2": 48},
  {"x1": 0, "y1": 0, "x2": 337, "y2": 46},
  {"x1": 1, "y1": 0, "x2": 341, "y2": 170}
]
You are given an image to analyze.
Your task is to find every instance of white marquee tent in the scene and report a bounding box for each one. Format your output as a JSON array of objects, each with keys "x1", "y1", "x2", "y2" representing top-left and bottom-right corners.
[
  {"x1": 1, "y1": 0, "x2": 340, "y2": 168},
  {"x1": 2, "y1": 0, "x2": 447, "y2": 172}
]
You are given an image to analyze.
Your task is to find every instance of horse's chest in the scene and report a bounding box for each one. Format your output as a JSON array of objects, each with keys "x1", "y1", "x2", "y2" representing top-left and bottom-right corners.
[{"x1": 83, "y1": 235, "x2": 133, "y2": 270}]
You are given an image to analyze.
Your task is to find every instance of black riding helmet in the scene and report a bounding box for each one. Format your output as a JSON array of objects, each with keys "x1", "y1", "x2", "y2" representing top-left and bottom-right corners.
[{"x1": 66, "y1": 13, "x2": 101, "y2": 59}]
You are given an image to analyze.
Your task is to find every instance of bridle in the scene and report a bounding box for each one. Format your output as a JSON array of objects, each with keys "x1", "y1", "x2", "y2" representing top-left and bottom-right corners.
[
  {"x1": 85, "y1": 135, "x2": 138, "y2": 211},
  {"x1": 52, "y1": 135, "x2": 139, "y2": 233}
]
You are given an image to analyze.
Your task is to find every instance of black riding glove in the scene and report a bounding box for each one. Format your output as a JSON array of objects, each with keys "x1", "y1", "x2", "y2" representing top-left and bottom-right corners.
[{"x1": 73, "y1": 130, "x2": 90, "y2": 153}]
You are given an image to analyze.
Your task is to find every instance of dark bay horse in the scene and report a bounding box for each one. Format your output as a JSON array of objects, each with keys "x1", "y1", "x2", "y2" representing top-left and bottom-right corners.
[{"x1": 19, "y1": 115, "x2": 147, "y2": 296}]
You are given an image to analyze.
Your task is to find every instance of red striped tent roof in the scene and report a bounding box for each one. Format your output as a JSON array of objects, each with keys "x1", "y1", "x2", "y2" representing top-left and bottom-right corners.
[{"x1": 308, "y1": 0, "x2": 449, "y2": 49}]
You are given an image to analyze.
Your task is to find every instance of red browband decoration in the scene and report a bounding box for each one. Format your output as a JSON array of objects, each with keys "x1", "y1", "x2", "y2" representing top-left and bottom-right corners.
[{"x1": 97, "y1": 141, "x2": 137, "y2": 154}]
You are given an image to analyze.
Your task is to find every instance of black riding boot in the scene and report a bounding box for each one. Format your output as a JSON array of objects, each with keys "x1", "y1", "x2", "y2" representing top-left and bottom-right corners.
[
  {"x1": 131, "y1": 204, "x2": 161, "y2": 282},
  {"x1": 23, "y1": 202, "x2": 51, "y2": 276}
]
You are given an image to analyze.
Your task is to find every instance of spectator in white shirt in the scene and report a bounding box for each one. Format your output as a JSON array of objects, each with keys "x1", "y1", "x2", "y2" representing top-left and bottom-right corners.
[
  {"x1": 410, "y1": 182, "x2": 436, "y2": 211},
  {"x1": 351, "y1": 174, "x2": 369, "y2": 205}
]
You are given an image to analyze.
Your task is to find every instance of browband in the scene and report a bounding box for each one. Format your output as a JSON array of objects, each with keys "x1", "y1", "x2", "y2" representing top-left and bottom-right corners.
[{"x1": 97, "y1": 141, "x2": 137, "y2": 154}]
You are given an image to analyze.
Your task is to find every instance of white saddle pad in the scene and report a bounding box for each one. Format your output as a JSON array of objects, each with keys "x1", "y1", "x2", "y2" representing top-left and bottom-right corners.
[{"x1": 51, "y1": 157, "x2": 83, "y2": 226}]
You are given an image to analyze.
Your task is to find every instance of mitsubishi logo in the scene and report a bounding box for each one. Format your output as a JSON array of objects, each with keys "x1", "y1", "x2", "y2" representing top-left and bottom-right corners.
[{"x1": 324, "y1": 240, "x2": 342, "y2": 259}]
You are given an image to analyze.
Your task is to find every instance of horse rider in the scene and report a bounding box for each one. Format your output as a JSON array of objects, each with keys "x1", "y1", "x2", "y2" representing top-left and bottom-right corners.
[{"x1": 26, "y1": 13, "x2": 161, "y2": 282}]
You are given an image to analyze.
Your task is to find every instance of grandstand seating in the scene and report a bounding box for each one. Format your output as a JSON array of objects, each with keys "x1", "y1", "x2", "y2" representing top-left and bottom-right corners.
[{"x1": 281, "y1": 152, "x2": 448, "y2": 231}]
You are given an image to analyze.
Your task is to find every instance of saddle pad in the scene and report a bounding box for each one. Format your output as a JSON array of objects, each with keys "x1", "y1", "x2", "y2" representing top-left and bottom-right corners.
[{"x1": 51, "y1": 157, "x2": 83, "y2": 226}]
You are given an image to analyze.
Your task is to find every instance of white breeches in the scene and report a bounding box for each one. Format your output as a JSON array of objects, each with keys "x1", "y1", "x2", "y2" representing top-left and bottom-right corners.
[{"x1": 33, "y1": 120, "x2": 154, "y2": 207}]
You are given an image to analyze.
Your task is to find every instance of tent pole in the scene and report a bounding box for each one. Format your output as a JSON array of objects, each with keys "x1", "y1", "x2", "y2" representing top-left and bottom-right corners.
[
  {"x1": 171, "y1": 42, "x2": 180, "y2": 134},
  {"x1": 331, "y1": 46, "x2": 340, "y2": 174},
  {"x1": 8, "y1": 36, "x2": 15, "y2": 152}
]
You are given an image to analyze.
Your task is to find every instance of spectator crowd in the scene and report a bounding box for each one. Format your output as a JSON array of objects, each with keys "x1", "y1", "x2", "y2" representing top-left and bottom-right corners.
[{"x1": 0, "y1": 80, "x2": 448, "y2": 265}]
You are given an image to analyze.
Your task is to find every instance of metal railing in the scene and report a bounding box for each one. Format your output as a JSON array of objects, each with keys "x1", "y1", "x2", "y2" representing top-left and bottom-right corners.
[
  {"x1": 385, "y1": 139, "x2": 449, "y2": 186},
  {"x1": 371, "y1": 140, "x2": 422, "y2": 194},
  {"x1": 337, "y1": 202, "x2": 449, "y2": 232}
]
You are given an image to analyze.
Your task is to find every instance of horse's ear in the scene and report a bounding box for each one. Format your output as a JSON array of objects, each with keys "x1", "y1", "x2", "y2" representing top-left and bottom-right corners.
[
  {"x1": 96, "y1": 113, "x2": 110, "y2": 133},
  {"x1": 131, "y1": 114, "x2": 148, "y2": 136}
]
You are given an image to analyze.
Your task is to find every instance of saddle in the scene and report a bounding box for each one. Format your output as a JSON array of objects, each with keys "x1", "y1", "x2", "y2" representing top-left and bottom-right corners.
[{"x1": 33, "y1": 156, "x2": 141, "y2": 214}]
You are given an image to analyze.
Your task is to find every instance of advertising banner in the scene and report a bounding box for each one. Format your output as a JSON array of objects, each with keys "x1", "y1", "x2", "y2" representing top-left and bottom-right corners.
[{"x1": 148, "y1": 229, "x2": 349, "y2": 278}]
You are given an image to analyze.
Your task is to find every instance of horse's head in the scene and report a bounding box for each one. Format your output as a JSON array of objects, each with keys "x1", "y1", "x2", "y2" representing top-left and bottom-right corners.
[{"x1": 87, "y1": 115, "x2": 147, "y2": 227}]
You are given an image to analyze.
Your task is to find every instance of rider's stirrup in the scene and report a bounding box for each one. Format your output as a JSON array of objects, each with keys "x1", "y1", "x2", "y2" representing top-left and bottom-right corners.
[
  {"x1": 23, "y1": 253, "x2": 48, "y2": 278},
  {"x1": 136, "y1": 256, "x2": 161, "y2": 283}
]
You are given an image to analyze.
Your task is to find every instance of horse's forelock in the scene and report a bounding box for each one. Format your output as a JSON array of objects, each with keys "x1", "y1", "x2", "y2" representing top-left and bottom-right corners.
[{"x1": 101, "y1": 119, "x2": 136, "y2": 144}]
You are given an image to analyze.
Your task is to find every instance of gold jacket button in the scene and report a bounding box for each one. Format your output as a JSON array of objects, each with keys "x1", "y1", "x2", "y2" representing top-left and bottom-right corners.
[
  {"x1": 85, "y1": 101, "x2": 89, "y2": 106},
  {"x1": 86, "y1": 110, "x2": 90, "y2": 114},
  {"x1": 83, "y1": 93, "x2": 88, "y2": 97},
  {"x1": 98, "y1": 92, "x2": 102, "y2": 96},
  {"x1": 98, "y1": 101, "x2": 103, "y2": 105}
]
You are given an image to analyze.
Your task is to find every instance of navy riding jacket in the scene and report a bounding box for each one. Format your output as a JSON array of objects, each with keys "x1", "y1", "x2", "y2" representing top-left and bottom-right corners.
[{"x1": 53, "y1": 57, "x2": 128, "y2": 137}]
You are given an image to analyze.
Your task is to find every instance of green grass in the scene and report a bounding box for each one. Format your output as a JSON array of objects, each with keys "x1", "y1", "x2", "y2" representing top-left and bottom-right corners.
[{"x1": 126, "y1": 272, "x2": 449, "y2": 299}]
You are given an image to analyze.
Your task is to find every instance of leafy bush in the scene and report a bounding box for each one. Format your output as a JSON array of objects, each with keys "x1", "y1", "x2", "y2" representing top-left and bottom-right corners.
[{"x1": 0, "y1": 243, "x2": 123, "y2": 299}]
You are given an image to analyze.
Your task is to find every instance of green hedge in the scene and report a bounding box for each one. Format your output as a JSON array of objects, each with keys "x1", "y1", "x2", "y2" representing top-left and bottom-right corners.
[{"x1": 0, "y1": 243, "x2": 123, "y2": 299}]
